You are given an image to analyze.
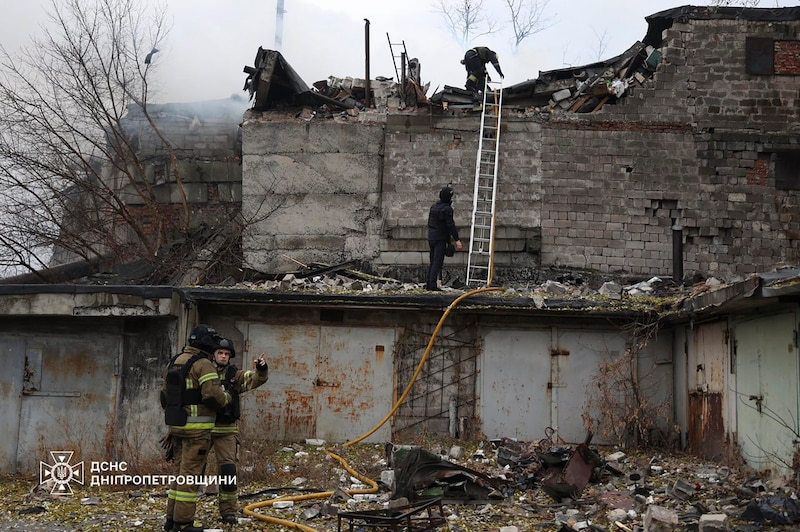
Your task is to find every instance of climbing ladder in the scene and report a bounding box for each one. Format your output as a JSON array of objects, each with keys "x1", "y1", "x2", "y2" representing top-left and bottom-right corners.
[
  {"x1": 386, "y1": 33, "x2": 409, "y2": 86},
  {"x1": 466, "y1": 78, "x2": 503, "y2": 287}
]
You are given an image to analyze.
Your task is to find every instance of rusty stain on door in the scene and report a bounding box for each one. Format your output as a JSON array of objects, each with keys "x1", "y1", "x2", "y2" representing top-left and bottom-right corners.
[
  {"x1": 244, "y1": 323, "x2": 394, "y2": 442},
  {"x1": 687, "y1": 321, "x2": 728, "y2": 461}
]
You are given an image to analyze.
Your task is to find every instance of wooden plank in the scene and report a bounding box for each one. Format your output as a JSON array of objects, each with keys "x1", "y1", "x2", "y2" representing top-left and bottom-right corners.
[
  {"x1": 592, "y1": 96, "x2": 611, "y2": 112},
  {"x1": 569, "y1": 95, "x2": 592, "y2": 112}
]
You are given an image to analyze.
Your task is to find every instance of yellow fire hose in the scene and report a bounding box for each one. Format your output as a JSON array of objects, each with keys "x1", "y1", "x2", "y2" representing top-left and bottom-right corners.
[{"x1": 243, "y1": 286, "x2": 503, "y2": 530}]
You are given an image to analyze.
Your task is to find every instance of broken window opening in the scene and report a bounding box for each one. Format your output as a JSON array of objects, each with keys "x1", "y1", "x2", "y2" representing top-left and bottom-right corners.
[{"x1": 775, "y1": 151, "x2": 800, "y2": 190}]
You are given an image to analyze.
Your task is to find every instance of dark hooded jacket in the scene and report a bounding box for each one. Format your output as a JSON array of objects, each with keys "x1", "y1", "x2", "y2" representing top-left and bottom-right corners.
[{"x1": 427, "y1": 187, "x2": 460, "y2": 242}]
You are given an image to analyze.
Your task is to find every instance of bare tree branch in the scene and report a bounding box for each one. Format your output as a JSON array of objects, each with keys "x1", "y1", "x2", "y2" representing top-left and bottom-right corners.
[
  {"x1": 503, "y1": 0, "x2": 553, "y2": 50},
  {"x1": 0, "y1": 0, "x2": 191, "y2": 277},
  {"x1": 591, "y1": 27, "x2": 608, "y2": 62},
  {"x1": 432, "y1": 0, "x2": 498, "y2": 47}
]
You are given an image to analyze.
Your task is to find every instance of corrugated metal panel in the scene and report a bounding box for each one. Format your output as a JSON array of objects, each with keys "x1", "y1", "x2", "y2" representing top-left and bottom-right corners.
[
  {"x1": 8, "y1": 334, "x2": 121, "y2": 473},
  {"x1": 242, "y1": 323, "x2": 394, "y2": 442},
  {"x1": 735, "y1": 313, "x2": 798, "y2": 475},
  {"x1": 480, "y1": 329, "x2": 551, "y2": 441},
  {"x1": 555, "y1": 330, "x2": 627, "y2": 444}
]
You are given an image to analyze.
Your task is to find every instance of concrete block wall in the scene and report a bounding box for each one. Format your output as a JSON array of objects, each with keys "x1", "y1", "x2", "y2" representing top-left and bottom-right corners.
[
  {"x1": 540, "y1": 122, "x2": 697, "y2": 276},
  {"x1": 242, "y1": 118, "x2": 385, "y2": 273},
  {"x1": 119, "y1": 97, "x2": 245, "y2": 209},
  {"x1": 96, "y1": 97, "x2": 248, "y2": 262},
  {"x1": 240, "y1": 12, "x2": 800, "y2": 281},
  {"x1": 377, "y1": 114, "x2": 542, "y2": 280},
  {"x1": 539, "y1": 13, "x2": 800, "y2": 279}
]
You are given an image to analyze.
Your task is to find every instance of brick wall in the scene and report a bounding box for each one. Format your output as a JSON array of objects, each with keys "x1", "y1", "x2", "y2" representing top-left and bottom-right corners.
[
  {"x1": 242, "y1": 11, "x2": 800, "y2": 282},
  {"x1": 536, "y1": 13, "x2": 800, "y2": 279}
]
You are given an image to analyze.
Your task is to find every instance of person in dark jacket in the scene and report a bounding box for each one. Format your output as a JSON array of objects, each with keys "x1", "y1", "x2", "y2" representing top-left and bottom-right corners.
[
  {"x1": 426, "y1": 185, "x2": 463, "y2": 290},
  {"x1": 461, "y1": 46, "x2": 504, "y2": 96}
]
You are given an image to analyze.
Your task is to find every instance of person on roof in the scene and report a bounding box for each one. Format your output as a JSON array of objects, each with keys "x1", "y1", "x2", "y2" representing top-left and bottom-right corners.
[
  {"x1": 461, "y1": 46, "x2": 504, "y2": 97},
  {"x1": 426, "y1": 185, "x2": 463, "y2": 291}
]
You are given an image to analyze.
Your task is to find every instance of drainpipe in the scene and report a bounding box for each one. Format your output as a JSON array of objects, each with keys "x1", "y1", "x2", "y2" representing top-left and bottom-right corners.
[
  {"x1": 672, "y1": 222, "x2": 684, "y2": 285},
  {"x1": 364, "y1": 19, "x2": 371, "y2": 109},
  {"x1": 449, "y1": 396, "x2": 458, "y2": 438}
]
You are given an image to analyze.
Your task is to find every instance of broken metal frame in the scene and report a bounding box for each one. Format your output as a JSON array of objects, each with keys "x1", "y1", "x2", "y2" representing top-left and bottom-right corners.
[
  {"x1": 336, "y1": 496, "x2": 445, "y2": 531},
  {"x1": 386, "y1": 33, "x2": 409, "y2": 92}
]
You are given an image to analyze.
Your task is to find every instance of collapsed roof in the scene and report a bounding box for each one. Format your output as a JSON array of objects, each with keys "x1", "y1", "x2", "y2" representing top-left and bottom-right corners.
[{"x1": 242, "y1": 5, "x2": 800, "y2": 114}]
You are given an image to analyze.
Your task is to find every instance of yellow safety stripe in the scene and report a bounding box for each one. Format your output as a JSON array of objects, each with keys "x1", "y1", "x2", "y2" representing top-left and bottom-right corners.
[
  {"x1": 220, "y1": 492, "x2": 238, "y2": 500},
  {"x1": 169, "y1": 422, "x2": 216, "y2": 430},
  {"x1": 212, "y1": 425, "x2": 239, "y2": 434},
  {"x1": 185, "y1": 377, "x2": 196, "y2": 389},
  {"x1": 198, "y1": 372, "x2": 219, "y2": 385},
  {"x1": 172, "y1": 490, "x2": 198, "y2": 503}
]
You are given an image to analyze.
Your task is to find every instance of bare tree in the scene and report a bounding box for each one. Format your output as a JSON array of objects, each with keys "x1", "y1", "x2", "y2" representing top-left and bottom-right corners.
[
  {"x1": 0, "y1": 0, "x2": 251, "y2": 284},
  {"x1": 583, "y1": 318, "x2": 675, "y2": 448},
  {"x1": 591, "y1": 27, "x2": 609, "y2": 62},
  {"x1": 433, "y1": 0, "x2": 498, "y2": 47},
  {"x1": 0, "y1": 0, "x2": 176, "y2": 277},
  {"x1": 503, "y1": 0, "x2": 553, "y2": 50}
]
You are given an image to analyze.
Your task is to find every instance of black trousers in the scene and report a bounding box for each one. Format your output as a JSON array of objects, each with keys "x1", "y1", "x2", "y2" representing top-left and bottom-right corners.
[
  {"x1": 427, "y1": 240, "x2": 447, "y2": 289},
  {"x1": 463, "y1": 50, "x2": 486, "y2": 91}
]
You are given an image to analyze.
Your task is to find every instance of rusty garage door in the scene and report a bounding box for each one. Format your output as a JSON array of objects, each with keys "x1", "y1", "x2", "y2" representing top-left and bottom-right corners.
[
  {"x1": 0, "y1": 333, "x2": 122, "y2": 474},
  {"x1": 243, "y1": 323, "x2": 395, "y2": 443},
  {"x1": 481, "y1": 328, "x2": 636, "y2": 444},
  {"x1": 687, "y1": 320, "x2": 730, "y2": 462}
]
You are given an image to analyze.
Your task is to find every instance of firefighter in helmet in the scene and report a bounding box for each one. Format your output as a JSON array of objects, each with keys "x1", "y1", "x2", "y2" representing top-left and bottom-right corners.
[
  {"x1": 208, "y1": 337, "x2": 269, "y2": 524},
  {"x1": 161, "y1": 324, "x2": 231, "y2": 532},
  {"x1": 461, "y1": 46, "x2": 504, "y2": 97}
]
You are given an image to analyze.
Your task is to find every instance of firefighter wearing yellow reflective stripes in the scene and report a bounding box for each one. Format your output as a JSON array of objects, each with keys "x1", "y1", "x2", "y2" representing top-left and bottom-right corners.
[
  {"x1": 161, "y1": 324, "x2": 231, "y2": 532},
  {"x1": 461, "y1": 46, "x2": 504, "y2": 98},
  {"x1": 210, "y1": 338, "x2": 269, "y2": 524}
]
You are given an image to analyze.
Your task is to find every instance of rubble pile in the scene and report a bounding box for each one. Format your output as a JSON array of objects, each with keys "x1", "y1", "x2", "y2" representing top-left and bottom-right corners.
[
  {"x1": 4, "y1": 437, "x2": 799, "y2": 531},
  {"x1": 234, "y1": 262, "x2": 732, "y2": 309}
]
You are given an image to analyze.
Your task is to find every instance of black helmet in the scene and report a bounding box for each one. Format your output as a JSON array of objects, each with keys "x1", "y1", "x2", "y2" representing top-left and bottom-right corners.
[
  {"x1": 215, "y1": 337, "x2": 236, "y2": 359},
  {"x1": 439, "y1": 186, "x2": 453, "y2": 203},
  {"x1": 188, "y1": 324, "x2": 221, "y2": 355}
]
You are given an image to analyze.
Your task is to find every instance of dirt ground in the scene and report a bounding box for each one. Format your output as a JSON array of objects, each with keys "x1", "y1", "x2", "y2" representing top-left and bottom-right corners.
[{"x1": 2, "y1": 438, "x2": 798, "y2": 531}]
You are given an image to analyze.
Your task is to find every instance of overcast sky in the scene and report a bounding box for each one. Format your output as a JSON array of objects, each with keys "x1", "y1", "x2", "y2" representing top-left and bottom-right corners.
[{"x1": 1, "y1": 0, "x2": 797, "y2": 104}]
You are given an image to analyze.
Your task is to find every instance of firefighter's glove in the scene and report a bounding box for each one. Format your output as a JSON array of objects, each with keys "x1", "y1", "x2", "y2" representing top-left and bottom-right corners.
[
  {"x1": 255, "y1": 353, "x2": 268, "y2": 373},
  {"x1": 159, "y1": 434, "x2": 174, "y2": 462}
]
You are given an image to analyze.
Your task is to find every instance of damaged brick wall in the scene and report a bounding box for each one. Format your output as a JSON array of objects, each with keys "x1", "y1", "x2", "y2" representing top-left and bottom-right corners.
[
  {"x1": 538, "y1": 14, "x2": 800, "y2": 278},
  {"x1": 379, "y1": 115, "x2": 542, "y2": 282},
  {"x1": 242, "y1": 11, "x2": 800, "y2": 281},
  {"x1": 117, "y1": 97, "x2": 245, "y2": 229}
]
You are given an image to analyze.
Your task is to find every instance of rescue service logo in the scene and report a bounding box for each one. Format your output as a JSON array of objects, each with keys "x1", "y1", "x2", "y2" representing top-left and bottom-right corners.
[{"x1": 40, "y1": 450, "x2": 84, "y2": 495}]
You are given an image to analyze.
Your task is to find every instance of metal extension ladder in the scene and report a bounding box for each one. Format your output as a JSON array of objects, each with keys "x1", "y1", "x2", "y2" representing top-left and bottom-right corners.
[
  {"x1": 386, "y1": 33, "x2": 408, "y2": 86},
  {"x1": 466, "y1": 78, "x2": 503, "y2": 287}
]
